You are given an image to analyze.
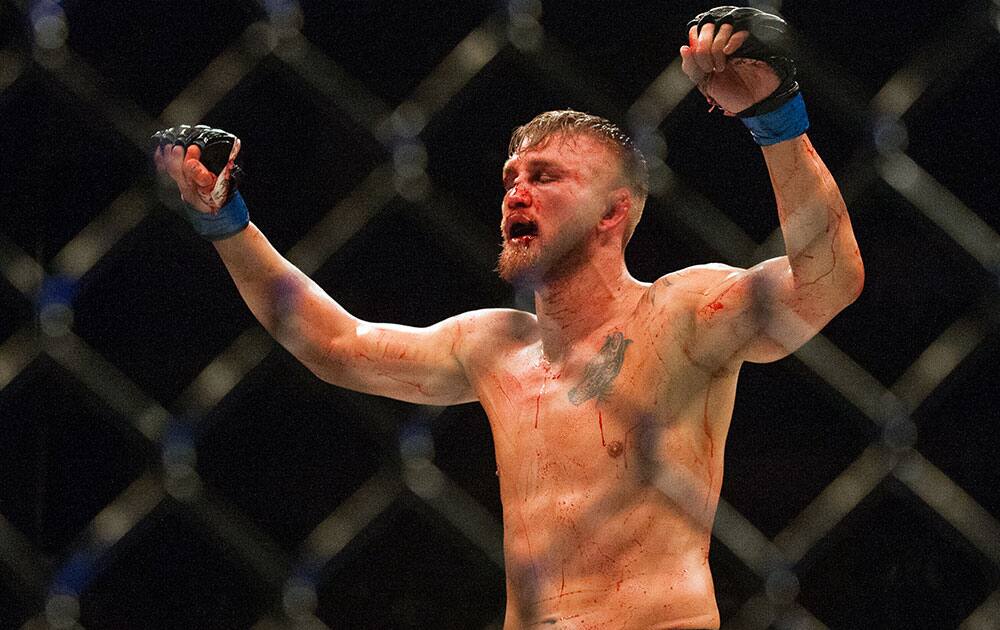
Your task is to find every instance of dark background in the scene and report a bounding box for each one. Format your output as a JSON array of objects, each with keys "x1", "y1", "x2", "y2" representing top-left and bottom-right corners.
[{"x1": 1, "y1": 1, "x2": 999, "y2": 628}]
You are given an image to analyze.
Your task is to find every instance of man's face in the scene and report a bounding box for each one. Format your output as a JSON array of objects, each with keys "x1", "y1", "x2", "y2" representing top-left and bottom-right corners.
[{"x1": 497, "y1": 133, "x2": 621, "y2": 286}]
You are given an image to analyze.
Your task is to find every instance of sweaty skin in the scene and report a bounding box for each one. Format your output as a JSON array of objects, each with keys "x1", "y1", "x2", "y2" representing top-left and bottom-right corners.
[
  {"x1": 466, "y1": 279, "x2": 739, "y2": 629},
  {"x1": 158, "y1": 23, "x2": 863, "y2": 630}
]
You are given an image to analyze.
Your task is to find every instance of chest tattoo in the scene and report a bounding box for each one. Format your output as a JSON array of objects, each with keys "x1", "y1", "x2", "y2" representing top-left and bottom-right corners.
[{"x1": 567, "y1": 332, "x2": 633, "y2": 405}]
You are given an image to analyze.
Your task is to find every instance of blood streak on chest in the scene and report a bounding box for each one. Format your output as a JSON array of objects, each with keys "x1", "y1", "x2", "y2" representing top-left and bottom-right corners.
[
  {"x1": 533, "y1": 365, "x2": 558, "y2": 429},
  {"x1": 534, "y1": 376, "x2": 547, "y2": 428},
  {"x1": 597, "y1": 410, "x2": 605, "y2": 446}
]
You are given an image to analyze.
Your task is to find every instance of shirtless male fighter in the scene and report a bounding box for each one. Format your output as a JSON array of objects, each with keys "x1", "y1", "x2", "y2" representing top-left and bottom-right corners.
[{"x1": 154, "y1": 7, "x2": 863, "y2": 628}]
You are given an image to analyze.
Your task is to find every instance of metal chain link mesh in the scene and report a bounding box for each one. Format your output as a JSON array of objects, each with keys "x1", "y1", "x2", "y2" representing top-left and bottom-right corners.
[{"x1": 1, "y1": 0, "x2": 999, "y2": 628}]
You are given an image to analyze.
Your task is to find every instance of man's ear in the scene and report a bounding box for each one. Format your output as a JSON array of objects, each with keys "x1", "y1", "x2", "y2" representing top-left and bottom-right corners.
[{"x1": 600, "y1": 189, "x2": 630, "y2": 228}]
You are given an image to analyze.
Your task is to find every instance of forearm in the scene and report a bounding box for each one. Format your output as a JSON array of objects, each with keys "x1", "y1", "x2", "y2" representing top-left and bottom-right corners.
[
  {"x1": 212, "y1": 223, "x2": 358, "y2": 367},
  {"x1": 762, "y1": 134, "x2": 864, "y2": 295}
]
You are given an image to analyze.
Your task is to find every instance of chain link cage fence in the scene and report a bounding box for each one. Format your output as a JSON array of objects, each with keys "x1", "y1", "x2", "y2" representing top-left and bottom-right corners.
[{"x1": 1, "y1": 0, "x2": 999, "y2": 628}]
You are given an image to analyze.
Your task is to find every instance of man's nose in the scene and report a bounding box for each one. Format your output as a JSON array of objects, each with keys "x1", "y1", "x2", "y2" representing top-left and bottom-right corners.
[{"x1": 506, "y1": 182, "x2": 531, "y2": 208}]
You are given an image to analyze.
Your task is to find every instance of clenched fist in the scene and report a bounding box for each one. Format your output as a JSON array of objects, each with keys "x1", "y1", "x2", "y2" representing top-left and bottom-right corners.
[
  {"x1": 153, "y1": 125, "x2": 249, "y2": 240},
  {"x1": 680, "y1": 6, "x2": 799, "y2": 117},
  {"x1": 153, "y1": 125, "x2": 241, "y2": 213}
]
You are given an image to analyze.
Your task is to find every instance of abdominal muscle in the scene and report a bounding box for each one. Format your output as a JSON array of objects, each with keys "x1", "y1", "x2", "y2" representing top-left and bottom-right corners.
[{"x1": 496, "y1": 423, "x2": 724, "y2": 630}]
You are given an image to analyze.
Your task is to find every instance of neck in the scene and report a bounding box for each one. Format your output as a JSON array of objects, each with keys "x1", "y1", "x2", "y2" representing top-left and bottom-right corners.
[{"x1": 532, "y1": 246, "x2": 638, "y2": 362}]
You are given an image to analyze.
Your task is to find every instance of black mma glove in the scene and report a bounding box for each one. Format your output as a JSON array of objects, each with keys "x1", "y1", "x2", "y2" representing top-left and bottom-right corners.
[
  {"x1": 152, "y1": 125, "x2": 249, "y2": 240},
  {"x1": 689, "y1": 6, "x2": 808, "y2": 145},
  {"x1": 689, "y1": 6, "x2": 799, "y2": 117}
]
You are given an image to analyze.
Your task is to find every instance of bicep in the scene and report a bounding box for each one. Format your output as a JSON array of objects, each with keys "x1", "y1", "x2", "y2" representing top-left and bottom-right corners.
[
  {"x1": 689, "y1": 256, "x2": 850, "y2": 366},
  {"x1": 306, "y1": 314, "x2": 477, "y2": 406}
]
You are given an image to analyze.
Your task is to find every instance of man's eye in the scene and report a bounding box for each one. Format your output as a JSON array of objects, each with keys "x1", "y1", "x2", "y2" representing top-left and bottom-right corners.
[{"x1": 537, "y1": 173, "x2": 555, "y2": 183}]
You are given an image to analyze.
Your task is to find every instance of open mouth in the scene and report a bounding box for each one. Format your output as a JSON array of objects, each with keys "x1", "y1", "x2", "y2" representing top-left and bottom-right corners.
[{"x1": 508, "y1": 219, "x2": 538, "y2": 244}]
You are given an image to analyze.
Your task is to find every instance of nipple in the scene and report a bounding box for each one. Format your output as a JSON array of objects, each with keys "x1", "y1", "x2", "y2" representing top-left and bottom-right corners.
[{"x1": 606, "y1": 440, "x2": 623, "y2": 458}]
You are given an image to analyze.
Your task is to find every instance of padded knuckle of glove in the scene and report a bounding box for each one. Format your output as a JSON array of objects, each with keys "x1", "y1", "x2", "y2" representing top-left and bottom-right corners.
[
  {"x1": 688, "y1": 5, "x2": 800, "y2": 117},
  {"x1": 152, "y1": 125, "x2": 241, "y2": 176}
]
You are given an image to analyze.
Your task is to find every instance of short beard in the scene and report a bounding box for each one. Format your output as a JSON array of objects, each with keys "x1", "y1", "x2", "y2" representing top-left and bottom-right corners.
[
  {"x1": 496, "y1": 240, "x2": 541, "y2": 287},
  {"x1": 496, "y1": 231, "x2": 591, "y2": 289}
]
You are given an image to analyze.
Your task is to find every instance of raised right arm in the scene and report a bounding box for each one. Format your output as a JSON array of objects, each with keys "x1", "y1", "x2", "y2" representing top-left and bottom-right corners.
[{"x1": 156, "y1": 137, "x2": 477, "y2": 406}]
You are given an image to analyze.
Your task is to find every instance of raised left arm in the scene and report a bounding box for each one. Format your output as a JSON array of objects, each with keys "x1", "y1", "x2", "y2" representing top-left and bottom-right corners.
[
  {"x1": 683, "y1": 135, "x2": 863, "y2": 367},
  {"x1": 748, "y1": 133, "x2": 864, "y2": 361},
  {"x1": 679, "y1": 7, "x2": 864, "y2": 367}
]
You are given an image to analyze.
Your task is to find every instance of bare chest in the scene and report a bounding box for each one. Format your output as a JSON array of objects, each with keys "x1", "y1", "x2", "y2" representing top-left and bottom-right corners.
[{"x1": 475, "y1": 323, "x2": 718, "y2": 488}]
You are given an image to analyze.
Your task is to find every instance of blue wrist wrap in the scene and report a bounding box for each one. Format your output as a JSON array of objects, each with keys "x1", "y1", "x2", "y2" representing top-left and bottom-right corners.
[
  {"x1": 184, "y1": 191, "x2": 250, "y2": 241},
  {"x1": 740, "y1": 93, "x2": 809, "y2": 146}
]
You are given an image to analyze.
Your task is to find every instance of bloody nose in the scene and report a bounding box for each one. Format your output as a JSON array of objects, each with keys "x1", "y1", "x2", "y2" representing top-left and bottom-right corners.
[{"x1": 506, "y1": 183, "x2": 531, "y2": 208}]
